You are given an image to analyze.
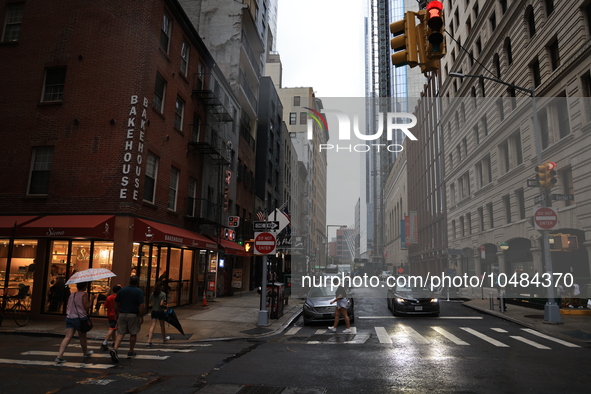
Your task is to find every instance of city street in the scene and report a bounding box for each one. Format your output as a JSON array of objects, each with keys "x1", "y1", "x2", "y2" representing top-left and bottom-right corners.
[{"x1": 0, "y1": 294, "x2": 589, "y2": 393}]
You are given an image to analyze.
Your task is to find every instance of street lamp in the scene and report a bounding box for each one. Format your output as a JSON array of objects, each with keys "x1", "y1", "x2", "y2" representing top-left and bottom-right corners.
[{"x1": 449, "y1": 72, "x2": 561, "y2": 324}]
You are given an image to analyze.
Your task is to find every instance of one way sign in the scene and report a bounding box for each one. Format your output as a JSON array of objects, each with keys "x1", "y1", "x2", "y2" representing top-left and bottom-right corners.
[{"x1": 253, "y1": 221, "x2": 279, "y2": 231}]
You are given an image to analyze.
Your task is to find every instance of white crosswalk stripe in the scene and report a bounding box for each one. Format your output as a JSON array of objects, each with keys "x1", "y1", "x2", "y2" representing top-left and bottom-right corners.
[
  {"x1": 491, "y1": 328, "x2": 508, "y2": 333},
  {"x1": 399, "y1": 324, "x2": 430, "y2": 344},
  {"x1": 510, "y1": 336, "x2": 551, "y2": 349},
  {"x1": 23, "y1": 351, "x2": 169, "y2": 360},
  {"x1": 520, "y1": 328, "x2": 581, "y2": 348},
  {"x1": 459, "y1": 327, "x2": 509, "y2": 347},
  {"x1": 0, "y1": 357, "x2": 115, "y2": 369},
  {"x1": 374, "y1": 327, "x2": 393, "y2": 344},
  {"x1": 431, "y1": 326, "x2": 469, "y2": 345}
]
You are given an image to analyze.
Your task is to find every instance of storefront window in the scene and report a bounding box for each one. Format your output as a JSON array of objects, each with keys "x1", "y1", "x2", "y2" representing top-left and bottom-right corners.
[
  {"x1": 0, "y1": 239, "x2": 37, "y2": 308},
  {"x1": 180, "y1": 250, "x2": 193, "y2": 304},
  {"x1": 167, "y1": 248, "x2": 181, "y2": 306}
]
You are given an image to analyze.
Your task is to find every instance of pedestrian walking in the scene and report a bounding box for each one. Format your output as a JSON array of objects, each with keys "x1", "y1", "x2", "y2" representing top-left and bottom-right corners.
[
  {"x1": 147, "y1": 281, "x2": 169, "y2": 347},
  {"x1": 100, "y1": 284, "x2": 121, "y2": 351},
  {"x1": 55, "y1": 282, "x2": 94, "y2": 363},
  {"x1": 328, "y1": 284, "x2": 352, "y2": 334},
  {"x1": 110, "y1": 276, "x2": 145, "y2": 363}
]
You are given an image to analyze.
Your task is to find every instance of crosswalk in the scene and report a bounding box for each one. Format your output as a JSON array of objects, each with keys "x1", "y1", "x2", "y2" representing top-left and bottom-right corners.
[
  {"x1": 0, "y1": 341, "x2": 209, "y2": 370},
  {"x1": 280, "y1": 323, "x2": 581, "y2": 350}
]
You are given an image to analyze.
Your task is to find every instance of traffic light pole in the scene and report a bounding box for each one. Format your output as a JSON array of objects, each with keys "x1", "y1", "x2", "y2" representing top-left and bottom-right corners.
[{"x1": 449, "y1": 73, "x2": 561, "y2": 324}]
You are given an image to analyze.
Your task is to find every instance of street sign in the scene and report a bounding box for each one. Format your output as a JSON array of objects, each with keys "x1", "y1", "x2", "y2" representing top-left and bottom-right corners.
[
  {"x1": 253, "y1": 221, "x2": 279, "y2": 231},
  {"x1": 534, "y1": 194, "x2": 545, "y2": 205},
  {"x1": 551, "y1": 193, "x2": 574, "y2": 201},
  {"x1": 533, "y1": 206, "x2": 558, "y2": 231},
  {"x1": 254, "y1": 232, "x2": 277, "y2": 255},
  {"x1": 228, "y1": 216, "x2": 240, "y2": 227},
  {"x1": 527, "y1": 179, "x2": 540, "y2": 187}
]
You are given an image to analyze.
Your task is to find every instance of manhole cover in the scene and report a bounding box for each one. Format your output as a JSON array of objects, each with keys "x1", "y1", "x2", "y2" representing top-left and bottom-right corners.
[{"x1": 524, "y1": 314, "x2": 544, "y2": 319}]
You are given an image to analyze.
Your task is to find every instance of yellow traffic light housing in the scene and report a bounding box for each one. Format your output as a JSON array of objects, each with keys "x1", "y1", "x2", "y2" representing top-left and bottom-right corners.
[
  {"x1": 390, "y1": 12, "x2": 419, "y2": 68},
  {"x1": 535, "y1": 161, "x2": 557, "y2": 190},
  {"x1": 425, "y1": 1, "x2": 446, "y2": 62},
  {"x1": 550, "y1": 234, "x2": 578, "y2": 251}
]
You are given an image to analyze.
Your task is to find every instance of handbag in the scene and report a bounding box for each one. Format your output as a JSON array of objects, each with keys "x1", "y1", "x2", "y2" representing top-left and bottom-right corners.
[
  {"x1": 79, "y1": 317, "x2": 93, "y2": 333},
  {"x1": 75, "y1": 292, "x2": 93, "y2": 333}
]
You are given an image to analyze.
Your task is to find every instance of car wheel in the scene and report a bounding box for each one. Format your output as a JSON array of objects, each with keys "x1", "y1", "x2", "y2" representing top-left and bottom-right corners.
[{"x1": 432, "y1": 313, "x2": 440, "y2": 317}]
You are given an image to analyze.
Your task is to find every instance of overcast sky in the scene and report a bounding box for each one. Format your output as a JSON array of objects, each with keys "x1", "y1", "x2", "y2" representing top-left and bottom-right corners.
[{"x1": 276, "y1": 0, "x2": 366, "y2": 239}]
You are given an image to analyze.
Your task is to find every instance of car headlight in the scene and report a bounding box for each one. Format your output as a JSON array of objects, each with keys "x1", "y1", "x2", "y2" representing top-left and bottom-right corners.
[
  {"x1": 430, "y1": 298, "x2": 438, "y2": 303},
  {"x1": 303, "y1": 303, "x2": 314, "y2": 311},
  {"x1": 395, "y1": 298, "x2": 406, "y2": 304}
]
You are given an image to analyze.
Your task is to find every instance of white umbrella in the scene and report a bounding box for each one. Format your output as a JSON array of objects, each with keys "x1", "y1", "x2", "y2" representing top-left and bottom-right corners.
[{"x1": 65, "y1": 268, "x2": 116, "y2": 284}]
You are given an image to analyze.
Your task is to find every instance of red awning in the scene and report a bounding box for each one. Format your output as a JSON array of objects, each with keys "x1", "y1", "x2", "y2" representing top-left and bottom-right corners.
[
  {"x1": 19, "y1": 215, "x2": 116, "y2": 239},
  {"x1": 0, "y1": 216, "x2": 39, "y2": 237},
  {"x1": 219, "y1": 238, "x2": 250, "y2": 257},
  {"x1": 134, "y1": 219, "x2": 218, "y2": 250}
]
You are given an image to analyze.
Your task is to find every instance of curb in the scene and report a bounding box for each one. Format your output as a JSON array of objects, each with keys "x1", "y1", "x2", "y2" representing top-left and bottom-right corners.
[{"x1": 462, "y1": 302, "x2": 535, "y2": 329}]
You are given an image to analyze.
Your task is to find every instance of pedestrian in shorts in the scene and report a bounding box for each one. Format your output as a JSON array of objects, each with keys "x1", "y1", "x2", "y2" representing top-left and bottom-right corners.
[
  {"x1": 110, "y1": 276, "x2": 145, "y2": 363},
  {"x1": 100, "y1": 284, "x2": 121, "y2": 350},
  {"x1": 147, "y1": 281, "x2": 169, "y2": 347}
]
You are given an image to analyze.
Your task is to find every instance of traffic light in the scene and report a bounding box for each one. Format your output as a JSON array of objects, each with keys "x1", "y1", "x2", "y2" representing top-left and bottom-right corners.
[
  {"x1": 390, "y1": 11, "x2": 419, "y2": 68},
  {"x1": 243, "y1": 240, "x2": 254, "y2": 253},
  {"x1": 425, "y1": 1, "x2": 446, "y2": 61},
  {"x1": 550, "y1": 234, "x2": 578, "y2": 251},
  {"x1": 535, "y1": 161, "x2": 557, "y2": 190}
]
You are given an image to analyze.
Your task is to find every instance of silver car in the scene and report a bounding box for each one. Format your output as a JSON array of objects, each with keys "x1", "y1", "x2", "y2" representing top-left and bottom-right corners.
[{"x1": 303, "y1": 285, "x2": 355, "y2": 325}]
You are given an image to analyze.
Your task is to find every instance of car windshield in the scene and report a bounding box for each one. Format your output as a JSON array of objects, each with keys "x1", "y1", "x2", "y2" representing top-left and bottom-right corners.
[
  {"x1": 308, "y1": 286, "x2": 335, "y2": 298},
  {"x1": 396, "y1": 284, "x2": 432, "y2": 292}
]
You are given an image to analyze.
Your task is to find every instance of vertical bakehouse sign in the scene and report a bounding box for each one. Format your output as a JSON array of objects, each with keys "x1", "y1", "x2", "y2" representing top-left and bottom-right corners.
[{"x1": 120, "y1": 95, "x2": 148, "y2": 200}]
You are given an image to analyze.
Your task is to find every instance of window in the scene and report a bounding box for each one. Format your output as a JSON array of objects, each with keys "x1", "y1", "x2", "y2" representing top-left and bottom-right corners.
[
  {"x1": 545, "y1": 0, "x2": 554, "y2": 17},
  {"x1": 493, "y1": 54, "x2": 501, "y2": 78},
  {"x1": 479, "y1": 76, "x2": 486, "y2": 97},
  {"x1": 144, "y1": 152, "x2": 159, "y2": 203},
  {"x1": 2, "y1": 2, "x2": 24, "y2": 42},
  {"x1": 466, "y1": 212, "x2": 472, "y2": 235},
  {"x1": 581, "y1": 71, "x2": 591, "y2": 122},
  {"x1": 475, "y1": 37, "x2": 482, "y2": 55},
  {"x1": 289, "y1": 112, "x2": 297, "y2": 125},
  {"x1": 478, "y1": 207, "x2": 485, "y2": 232},
  {"x1": 484, "y1": 155, "x2": 492, "y2": 184},
  {"x1": 28, "y1": 146, "x2": 54, "y2": 195},
  {"x1": 293, "y1": 96, "x2": 300, "y2": 106},
  {"x1": 299, "y1": 112, "x2": 307, "y2": 125},
  {"x1": 466, "y1": 16, "x2": 472, "y2": 34},
  {"x1": 174, "y1": 97, "x2": 185, "y2": 130},
  {"x1": 507, "y1": 87, "x2": 517, "y2": 110},
  {"x1": 503, "y1": 194, "x2": 511, "y2": 224},
  {"x1": 548, "y1": 39, "x2": 560, "y2": 71},
  {"x1": 538, "y1": 108, "x2": 549, "y2": 149},
  {"x1": 500, "y1": 0, "x2": 508, "y2": 14},
  {"x1": 497, "y1": 98, "x2": 504, "y2": 122},
  {"x1": 526, "y1": 6, "x2": 536, "y2": 38},
  {"x1": 42, "y1": 67, "x2": 66, "y2": 102},
  {"x1": 556, "y1": 96, "x2": 570, "y2": 138},
  {"x1": 515, "y1": 189, "x2": 526, "y2": 220},
  {"x1": 487, "y1": 202, "x2": 494, "y2": 229},
  {"x1": 168, "y1": 167, "x2": 179, "y2": 211},
  {"x1": 473, "y1": 124, "x2": 479, "y2": 145},
  {"x1": 460, "y1": 216, "x2": 465, "y2": 237},
  {"x1": 531, "y1": 59, "x2": 541, "y2": 88},
  {"x1": 160, "y1": 12, "x2": 172, "y2": 53},
  {"x1": 481, "y1": 115, "x2": 488, "y2": 137},
  {"x1": 449, "y1": 183, "x2": 456, "y2": 206},
  {"x1": 451, "y1": 220, "x2": 456, "y2": 239},
  {"x1": 475, "y1": 162, "x2": 483, "y2": 188},
  {"x1": 191, "y1": 114, "x2": 200, "y2": 142},
  {"x1": 153, "y1": 73, "x2": 166, "y2": 113},
  {"x1": 180, "y1": 40, "x2": 190, "y2": 76},
  {"x1": 500, "y1": 140, "x2": 510, "y2": 173},
  {"x1": 187, "y1": 177, "x2": 197, "y2": 217},
  {"x1": 473, "y1": 2, "x2": 479, "y2": 20},
  {"x1": 504, "y1": 37, "x2": 513, "y2": 66},
  {"x1": 489, "y1": 12, "x2": 497, "y2": 32},
  {"x1": 562, "y1": 167, "x2": 575, "y2": 207},
  {"x1": 512, "y1": 132, "x2": 523, "y2": 165},
  {"x1": 586, "y1": 2, "x2": 591, "y2": 36}
]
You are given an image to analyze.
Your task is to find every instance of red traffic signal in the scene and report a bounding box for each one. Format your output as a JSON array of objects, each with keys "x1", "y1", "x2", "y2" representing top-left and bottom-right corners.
[
  {"x1": 425, "y1": 1, "x2": 446, "y2": 61},
  {"x1": 535, "y1": 161, "x2": 557, "y2": 190}
]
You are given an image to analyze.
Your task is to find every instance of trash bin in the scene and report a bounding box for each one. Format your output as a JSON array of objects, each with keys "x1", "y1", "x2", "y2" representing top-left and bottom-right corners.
[{"x1": 266, "y1": 282, "x2": 285, "y2": 319}]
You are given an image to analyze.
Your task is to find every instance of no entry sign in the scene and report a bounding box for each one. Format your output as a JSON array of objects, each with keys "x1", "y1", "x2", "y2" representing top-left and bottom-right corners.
[
  {"x1": 534, "y1": 207, "x2": 558, "y2": 230},
  {"x1": 254, "y1": 232, "x2": 276, "y2": 255}
]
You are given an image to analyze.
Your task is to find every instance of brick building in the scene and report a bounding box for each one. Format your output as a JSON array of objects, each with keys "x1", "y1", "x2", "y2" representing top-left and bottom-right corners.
[{"x1": 0, "y1": 0, "x2": 250, "y2": 321}]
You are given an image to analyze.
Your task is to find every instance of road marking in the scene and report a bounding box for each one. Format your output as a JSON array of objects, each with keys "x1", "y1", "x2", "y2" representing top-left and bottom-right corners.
[
  {"x1": 431, "y1": 326, "x2": 470, "y2": 345},
  {"x1": 437, "y1": 316, "x2": 483, "y2": 319},
  {"x1": 358, "y1": 316, "x2": 397, "y2": 319},
  {"x1": 460, "y1": 327, "x2": 509, "y2": 347},
  {"x1": 400, "y1": 324, "x2": 430, "y2": 344},
  {"x1": 317, "y1": 329, "x2": 328, "y2": 334},
  {"x1": 491, "y1": 328, "x2": 508, "y2": 333},
  {"x1": 69, "y1": 344, "x2": 202, "y2": 352},
  {"x1": 0, "y1": 358, "x2": 114, "y2": 369},
  {"x1": 521, "y1": 328, "x2": 581, "y2": 348},
  {"x1": 285, "y1": 327, "x2": 302, "y2": 336},
  {"x1": 510, "y1": 336, "x2": 551, "y2": 349},
  {"x1": 22, "y1": 351, "x2": 169, "y2": 360},
  {"x1": 374, "y1": 327, "x2": 393, "y2": 344}
]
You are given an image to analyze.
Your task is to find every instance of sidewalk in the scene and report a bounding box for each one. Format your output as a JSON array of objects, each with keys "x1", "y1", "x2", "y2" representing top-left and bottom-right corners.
[{"x1": 0, "y1": 291, "x2": 305, "y2": 343}]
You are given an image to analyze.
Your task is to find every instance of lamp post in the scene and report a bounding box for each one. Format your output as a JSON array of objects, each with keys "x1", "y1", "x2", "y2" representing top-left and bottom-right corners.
[{"x1": 449, "y1": 72, "x2": 561, "y2": 324}]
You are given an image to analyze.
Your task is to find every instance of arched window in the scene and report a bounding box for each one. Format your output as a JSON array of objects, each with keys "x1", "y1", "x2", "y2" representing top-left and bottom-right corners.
[
  {"x1": 545, "y1": 0, "x2": 554, "y2": 17},
  {"x1": 493, "y1": 54, "x2": 501, "y2": 78},
  {"x1": 526, "y1": 5, "x2": 536, "y2": 38},
  {"x1": 504, "y1": 37, "x2": 513, "y2": 66}
]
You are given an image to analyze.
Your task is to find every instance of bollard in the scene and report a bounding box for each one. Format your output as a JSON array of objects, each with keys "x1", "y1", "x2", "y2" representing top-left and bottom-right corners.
[
  {"x1": 489, "y1": 292, "x2": 494, "y2": 310},
  {"x1": 499, "y1": 293, "x2": 505, "y2": 313}
]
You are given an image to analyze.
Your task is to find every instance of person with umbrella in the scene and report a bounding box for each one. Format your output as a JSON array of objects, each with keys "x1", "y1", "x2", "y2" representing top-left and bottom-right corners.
[
  {"x1": 110, "y1": 275, "x2": 145, "y2": 362},
  {"x1": 55, "y1": 282, "x2": 94, "y2": 364}
]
